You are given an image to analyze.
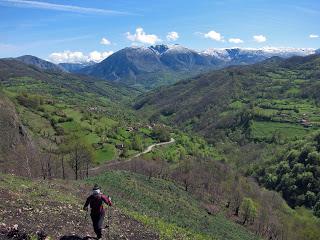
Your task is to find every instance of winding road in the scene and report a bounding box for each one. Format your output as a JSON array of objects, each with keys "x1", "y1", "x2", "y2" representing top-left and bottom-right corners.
[
  {"x1": 133, "y1": 137, "x2": 175, "y2": 158},
  {"x1": 89, "y1": 138, "x2": 175, "y2": 173}
]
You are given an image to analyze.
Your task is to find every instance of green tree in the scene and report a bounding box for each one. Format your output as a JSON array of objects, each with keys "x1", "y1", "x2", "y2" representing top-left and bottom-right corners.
[
  {"x1": 153, "y1": 126, "x2": 170, "y2": 142},
  {"x1": 132, "y1": 134, "x2": 143, "y2": 151},
  {"x1": 240, "y1": 197, "x2": 257, "y2": 225}
]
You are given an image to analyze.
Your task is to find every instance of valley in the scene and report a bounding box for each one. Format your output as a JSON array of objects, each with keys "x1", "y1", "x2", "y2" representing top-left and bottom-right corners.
[{"x1": 1, "y1": 40, "x2": 320, "y2": 240}]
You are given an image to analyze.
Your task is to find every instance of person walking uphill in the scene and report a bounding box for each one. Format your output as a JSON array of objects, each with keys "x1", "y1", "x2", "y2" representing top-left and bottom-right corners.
[{"x1": 83, "y1": 184, "x2": 112, "y2": 239}]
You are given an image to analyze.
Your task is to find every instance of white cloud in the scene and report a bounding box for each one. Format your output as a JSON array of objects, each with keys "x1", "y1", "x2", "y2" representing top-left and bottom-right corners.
[
  {"x1": 126, "y1": 27, "x2": 161, "y2": 45},
  {"x1": 204, "y1": 30, "x2": 224, "y2": 42},
  {"x1": 89, "y1": 51, "x2": 113, "y2": 62},
  {"x1": 100, "y1": 37, "x2": 111, "y2": 45},
  {"x1": 0, "y1": 0, "x2": 130, "y2": 15},
  {"x1": 253, "y1": 35, "x2": 267, "y2": 43},
  {"x1": 48, "y1": 50, "x2": 113, "y2": 63},
  {"x1": 309, "y1": 34, "x2": 319, "y2": 39},
  {"x1": 228, "y1": 38, "x2": 244, "y2": 44},
  {"x1": 166, "y1": 31, "x2": 179, "y2": 41}
]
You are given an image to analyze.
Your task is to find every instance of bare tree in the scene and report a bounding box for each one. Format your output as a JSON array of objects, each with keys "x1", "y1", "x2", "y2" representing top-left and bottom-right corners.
[{"x1": 67, "y1": 141, "x2": 93, "y2": 180}]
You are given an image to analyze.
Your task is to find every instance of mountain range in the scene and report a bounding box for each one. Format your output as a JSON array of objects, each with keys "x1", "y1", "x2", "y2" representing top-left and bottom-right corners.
[
  {"x1": 78, "y1": 45, "x2": 317, "y2": 89},
  {"x1": 3, "y1": 45, "x2": 318, "y2": 90}
]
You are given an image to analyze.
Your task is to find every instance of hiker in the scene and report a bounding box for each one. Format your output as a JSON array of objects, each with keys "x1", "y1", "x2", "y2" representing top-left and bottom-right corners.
[{"x1": 83, "y1": 184, "x2": 112, "y2": 239}]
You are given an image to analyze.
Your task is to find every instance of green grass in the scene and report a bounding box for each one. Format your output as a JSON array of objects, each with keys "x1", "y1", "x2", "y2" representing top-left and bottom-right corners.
[
  {"x1": 59, "y1": 121, "x2": 82, "y2": 132},
  {"x1": 20, "y1": 107, "x2": 56, "y2": 136},
  {"x1": 0, "y1": 173, "x2": 78, "y2": 205},
  {"x1": 86, "y1": 171, "x2": 259, "y2": 240},
  {"x1": 83, "y1": 133, "x2": 100, "y2": 145},
  {"x1": 94, "y1": 144, "x2": 116, "y2": 163},
  {"x1": 250, "y1": 120, "x2": 311, "y2": 141}
]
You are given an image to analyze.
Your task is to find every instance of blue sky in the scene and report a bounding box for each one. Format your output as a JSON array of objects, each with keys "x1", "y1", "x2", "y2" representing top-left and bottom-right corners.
[{"x1": 0, "y1": 0, "x2": 319, "y2": 62}]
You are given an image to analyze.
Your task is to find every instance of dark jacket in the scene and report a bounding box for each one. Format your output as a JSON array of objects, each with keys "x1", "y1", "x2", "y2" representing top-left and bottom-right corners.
[{"x1": 84, "y1": 193, "x2": 112, "y2": 215}]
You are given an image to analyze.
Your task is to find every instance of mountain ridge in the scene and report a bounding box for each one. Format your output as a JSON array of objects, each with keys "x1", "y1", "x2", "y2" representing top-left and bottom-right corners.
[
  {"x1": 79, "y1": 44, "x2": 316, "y2": 89},
  {"x1": 3, "y1": 46, "x2": 318, "y2": 90},
  {"x1": 15, "y1": 55, "x2": 66, "y2": 73}
]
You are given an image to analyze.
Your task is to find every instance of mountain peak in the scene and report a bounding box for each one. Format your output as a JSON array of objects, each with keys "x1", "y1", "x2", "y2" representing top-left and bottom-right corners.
[{"x1": 149, "y1": 44, "x2": 170, "y2": 54}]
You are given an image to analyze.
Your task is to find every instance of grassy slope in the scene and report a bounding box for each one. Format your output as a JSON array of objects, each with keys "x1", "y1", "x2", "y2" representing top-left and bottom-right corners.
[
  {"x1": 0, "y1": 172, "x2": 159, "y2": 240},
  {"x1": 135, "y1": 55, "x2": 320, "y2": 142},
  {"x1": 0, "y1": 170, "x2": 258, "y2": 240},
  {"x1": 87, "y1": 171, "x2": 259, "y2": 240},
  {"x1": 0, "y1": 59, "x2": 159, "y2": 164}
]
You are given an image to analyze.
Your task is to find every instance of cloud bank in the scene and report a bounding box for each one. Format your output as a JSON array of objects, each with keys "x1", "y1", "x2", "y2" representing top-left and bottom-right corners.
[{"x1": 48, "y1": 50, "x2": 113, "y2": 63}]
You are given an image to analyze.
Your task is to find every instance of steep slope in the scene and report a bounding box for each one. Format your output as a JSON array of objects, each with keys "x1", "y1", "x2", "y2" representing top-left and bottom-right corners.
[
  {"x1": 0, "y1": 172, "x2": 159, "y2": 240},
  {"x1": 79, "y1": 46, "x2": 170, "y2": 89},
  {"x1": 0, "y1": 93, "x2": 36, "y2": 176},
  {"x1": 79, "y1": 45, "x2": 315, "y2": 89},
  {"x1": 80, "y1": 46, "x2": 164, "y2": 80},
  {"x1": 0, "y1": 170, "x2": 259, "y2": 240},
  {"x1": 15, "y1": 55, "x2": 66, "y2": 73},
  {"x1": 0, "y1": 93, "x2": 27, "y2": 153},
  {"x1": 135, "y1": 54, "x2": 320, "y2": 142},
  {"x1": 86, "y1": 171, "x2": 259, "y2": 240}
]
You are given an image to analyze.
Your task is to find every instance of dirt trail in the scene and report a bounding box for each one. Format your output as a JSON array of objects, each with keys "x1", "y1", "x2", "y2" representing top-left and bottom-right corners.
[{"x1": 89, "y1": 138, "x2": 175, "y2": 173}]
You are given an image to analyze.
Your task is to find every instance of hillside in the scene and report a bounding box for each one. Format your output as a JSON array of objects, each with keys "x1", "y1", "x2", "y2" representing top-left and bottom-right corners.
[
  {"x1": 0, "y1": 171, "x2": 260, "y2": 240},
  {"x1": 0, "y1": 58, "x2": 140, "y2": 104},
  {"x1": 0, "y1": 59, "x2": 154, "y2": 177},
  {"x1": 0, "y1": 172, "x2": 158, "y2": 240},
  {"x1": 252, "y1": 130, "x2": 320, "y2": 210},
  {"x1": 135, "y1": 54, "x2": 320, "y2": 142},
  {"x1": 79, "y1": 45, "x2": 315, "y2": 89},
  {"x1": 0, "y1": 93, "x2": 36, "y2": 176},
  {"x1": 15, "y1": 55, "x2": 66, "y2": 73}
]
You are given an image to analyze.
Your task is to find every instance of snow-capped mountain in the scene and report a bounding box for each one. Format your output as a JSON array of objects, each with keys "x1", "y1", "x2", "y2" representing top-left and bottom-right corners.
[
  {"x1": 78, "y1": 44, "x2": 317, "y2": 89},
  {"x1": 201, "y1": 47, "x2": 316, "y2": 64}
]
